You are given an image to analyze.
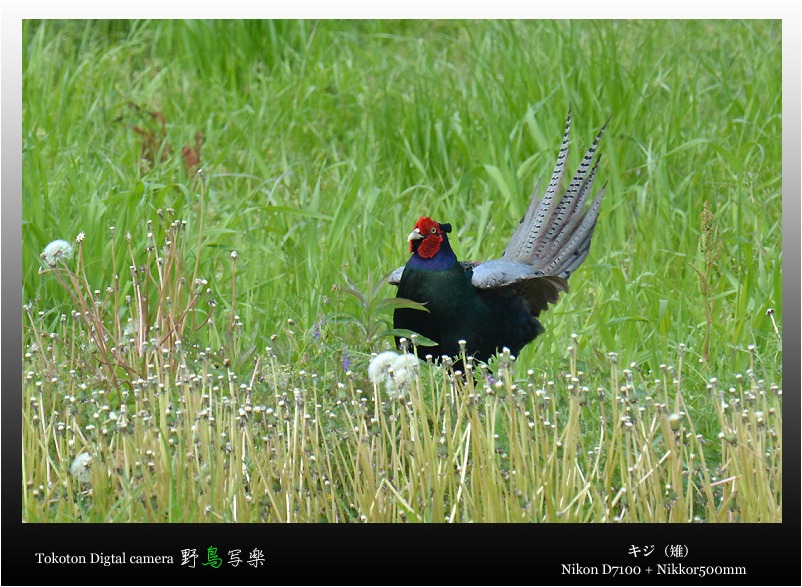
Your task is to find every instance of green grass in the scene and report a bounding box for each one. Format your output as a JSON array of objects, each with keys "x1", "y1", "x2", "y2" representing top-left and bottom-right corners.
[{"x1": 22, "y1": 20, "x2": 781, "y2": 523}]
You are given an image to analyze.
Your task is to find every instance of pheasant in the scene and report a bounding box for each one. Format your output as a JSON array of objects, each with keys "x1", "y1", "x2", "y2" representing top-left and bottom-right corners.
[{"x1": 389, "y1": 109, "x2": 607, "y2": 364}]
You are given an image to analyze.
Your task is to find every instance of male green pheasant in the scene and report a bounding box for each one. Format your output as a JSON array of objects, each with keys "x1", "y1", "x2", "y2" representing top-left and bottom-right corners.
[{"x1": 389, "y1": 110, "x2": 607, "y2": 363}]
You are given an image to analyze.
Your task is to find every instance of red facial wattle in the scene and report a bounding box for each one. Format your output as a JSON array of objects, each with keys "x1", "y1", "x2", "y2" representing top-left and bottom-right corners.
[{"x1": 410, "y1": 217, "x2": 443, "y2": 258}]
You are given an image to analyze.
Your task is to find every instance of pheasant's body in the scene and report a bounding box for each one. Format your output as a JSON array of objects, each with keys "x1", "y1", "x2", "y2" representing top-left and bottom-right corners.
[
  {"x1": 395, "y1": 258, "x2": 544, "y2": 363},
  {"x1": 390, "y1": 110, "x2": 607, "y2": 363}
]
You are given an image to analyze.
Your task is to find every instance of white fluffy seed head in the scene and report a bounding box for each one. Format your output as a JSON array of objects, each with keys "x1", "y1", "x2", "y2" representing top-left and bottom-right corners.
[
  {"x1": 70, "y1": 452, "x2": 92, "y2": 483},
  {"x1": 41, "y1": 239, "x2": 74, "y2": 266},
  {"x1": 368, "y1": 351, "x2": 401, "y2": 385},
  {"x1": 368, "y1": 351, "x2": 420, "y2": 399}
]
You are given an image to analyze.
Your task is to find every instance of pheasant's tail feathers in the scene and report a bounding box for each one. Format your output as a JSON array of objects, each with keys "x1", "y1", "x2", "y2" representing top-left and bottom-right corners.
[
  {"x1": 504, "y1": 109, "x2": 572, "y2": 260},
  {"x1": 503, "y1": 111, "x2": 608, "y2": 280}
]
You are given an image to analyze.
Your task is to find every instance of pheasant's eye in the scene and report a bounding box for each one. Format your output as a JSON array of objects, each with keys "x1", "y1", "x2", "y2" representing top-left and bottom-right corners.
[{"x1": 430, "y1": 227, "x2": 437, "y2": 234}]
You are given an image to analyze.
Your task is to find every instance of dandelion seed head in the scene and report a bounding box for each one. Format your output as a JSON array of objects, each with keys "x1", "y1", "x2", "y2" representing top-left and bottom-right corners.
[
  {"x1": 41, "y1": 239, "x2": 74, "y2": 266},
  {"x1": 368, "y1": 351, "x2": 419, "y2": 398},
  {"x1": 70, "y1": 452, "x2": 93, "y2": 483},
  {"x1": 368, "y1": 351, "x2": 401, "y2": 385},
  {"x1": 668, "y1": 412, "x2": 684, "y2": 431},
  {"x1": 392, "y1": 352, "x2": 419, "y2": 372}
]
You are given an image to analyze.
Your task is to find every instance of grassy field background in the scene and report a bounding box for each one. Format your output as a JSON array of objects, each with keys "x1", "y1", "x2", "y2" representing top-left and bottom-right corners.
[{"x1": 22, "y1": 20, "x2": 782, "y2": 523}]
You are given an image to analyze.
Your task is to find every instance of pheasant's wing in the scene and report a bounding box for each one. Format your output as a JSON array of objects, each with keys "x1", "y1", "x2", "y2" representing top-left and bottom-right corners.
[
  {"x1": 503, "y1": 109, "x2": 608, "y2": 279},
  {"x1": 388, "y1": 266, "x2": 405, "y2": 285},
  {"x1": 470, "y1": 259, "x2": 568, "y2": 316},
  {"x1": 390, "y1": 262, "x2": 487, "y2": 286},
  {"x1": 390, "y1": 258, "x2": 566, "y2": 316}
]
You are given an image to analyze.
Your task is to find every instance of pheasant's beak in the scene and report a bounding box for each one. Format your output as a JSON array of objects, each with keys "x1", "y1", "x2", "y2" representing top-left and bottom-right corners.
[{"x1": 408, "y1": 228, "x2": 424, "y2": 242}]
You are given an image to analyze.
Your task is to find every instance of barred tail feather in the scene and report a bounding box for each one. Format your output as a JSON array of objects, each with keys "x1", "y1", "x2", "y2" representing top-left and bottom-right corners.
[
  {"x1": 542, "y1": 156, "x2": 601, "y2": 260},
  {"x1": 503, "y1": 111, "x2": 607, "y2": 280},
  {"x1": 547, "y1": 186, "x2": 605, "y2": 278},
  {"x1": 504, "y1": 109, "x2": 572, "y2": 260}
]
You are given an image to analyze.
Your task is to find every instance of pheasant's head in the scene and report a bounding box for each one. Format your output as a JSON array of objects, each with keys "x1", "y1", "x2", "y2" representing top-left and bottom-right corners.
[{"x1": 408, "y1": 217, "x2": 452, "y2": 259}]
